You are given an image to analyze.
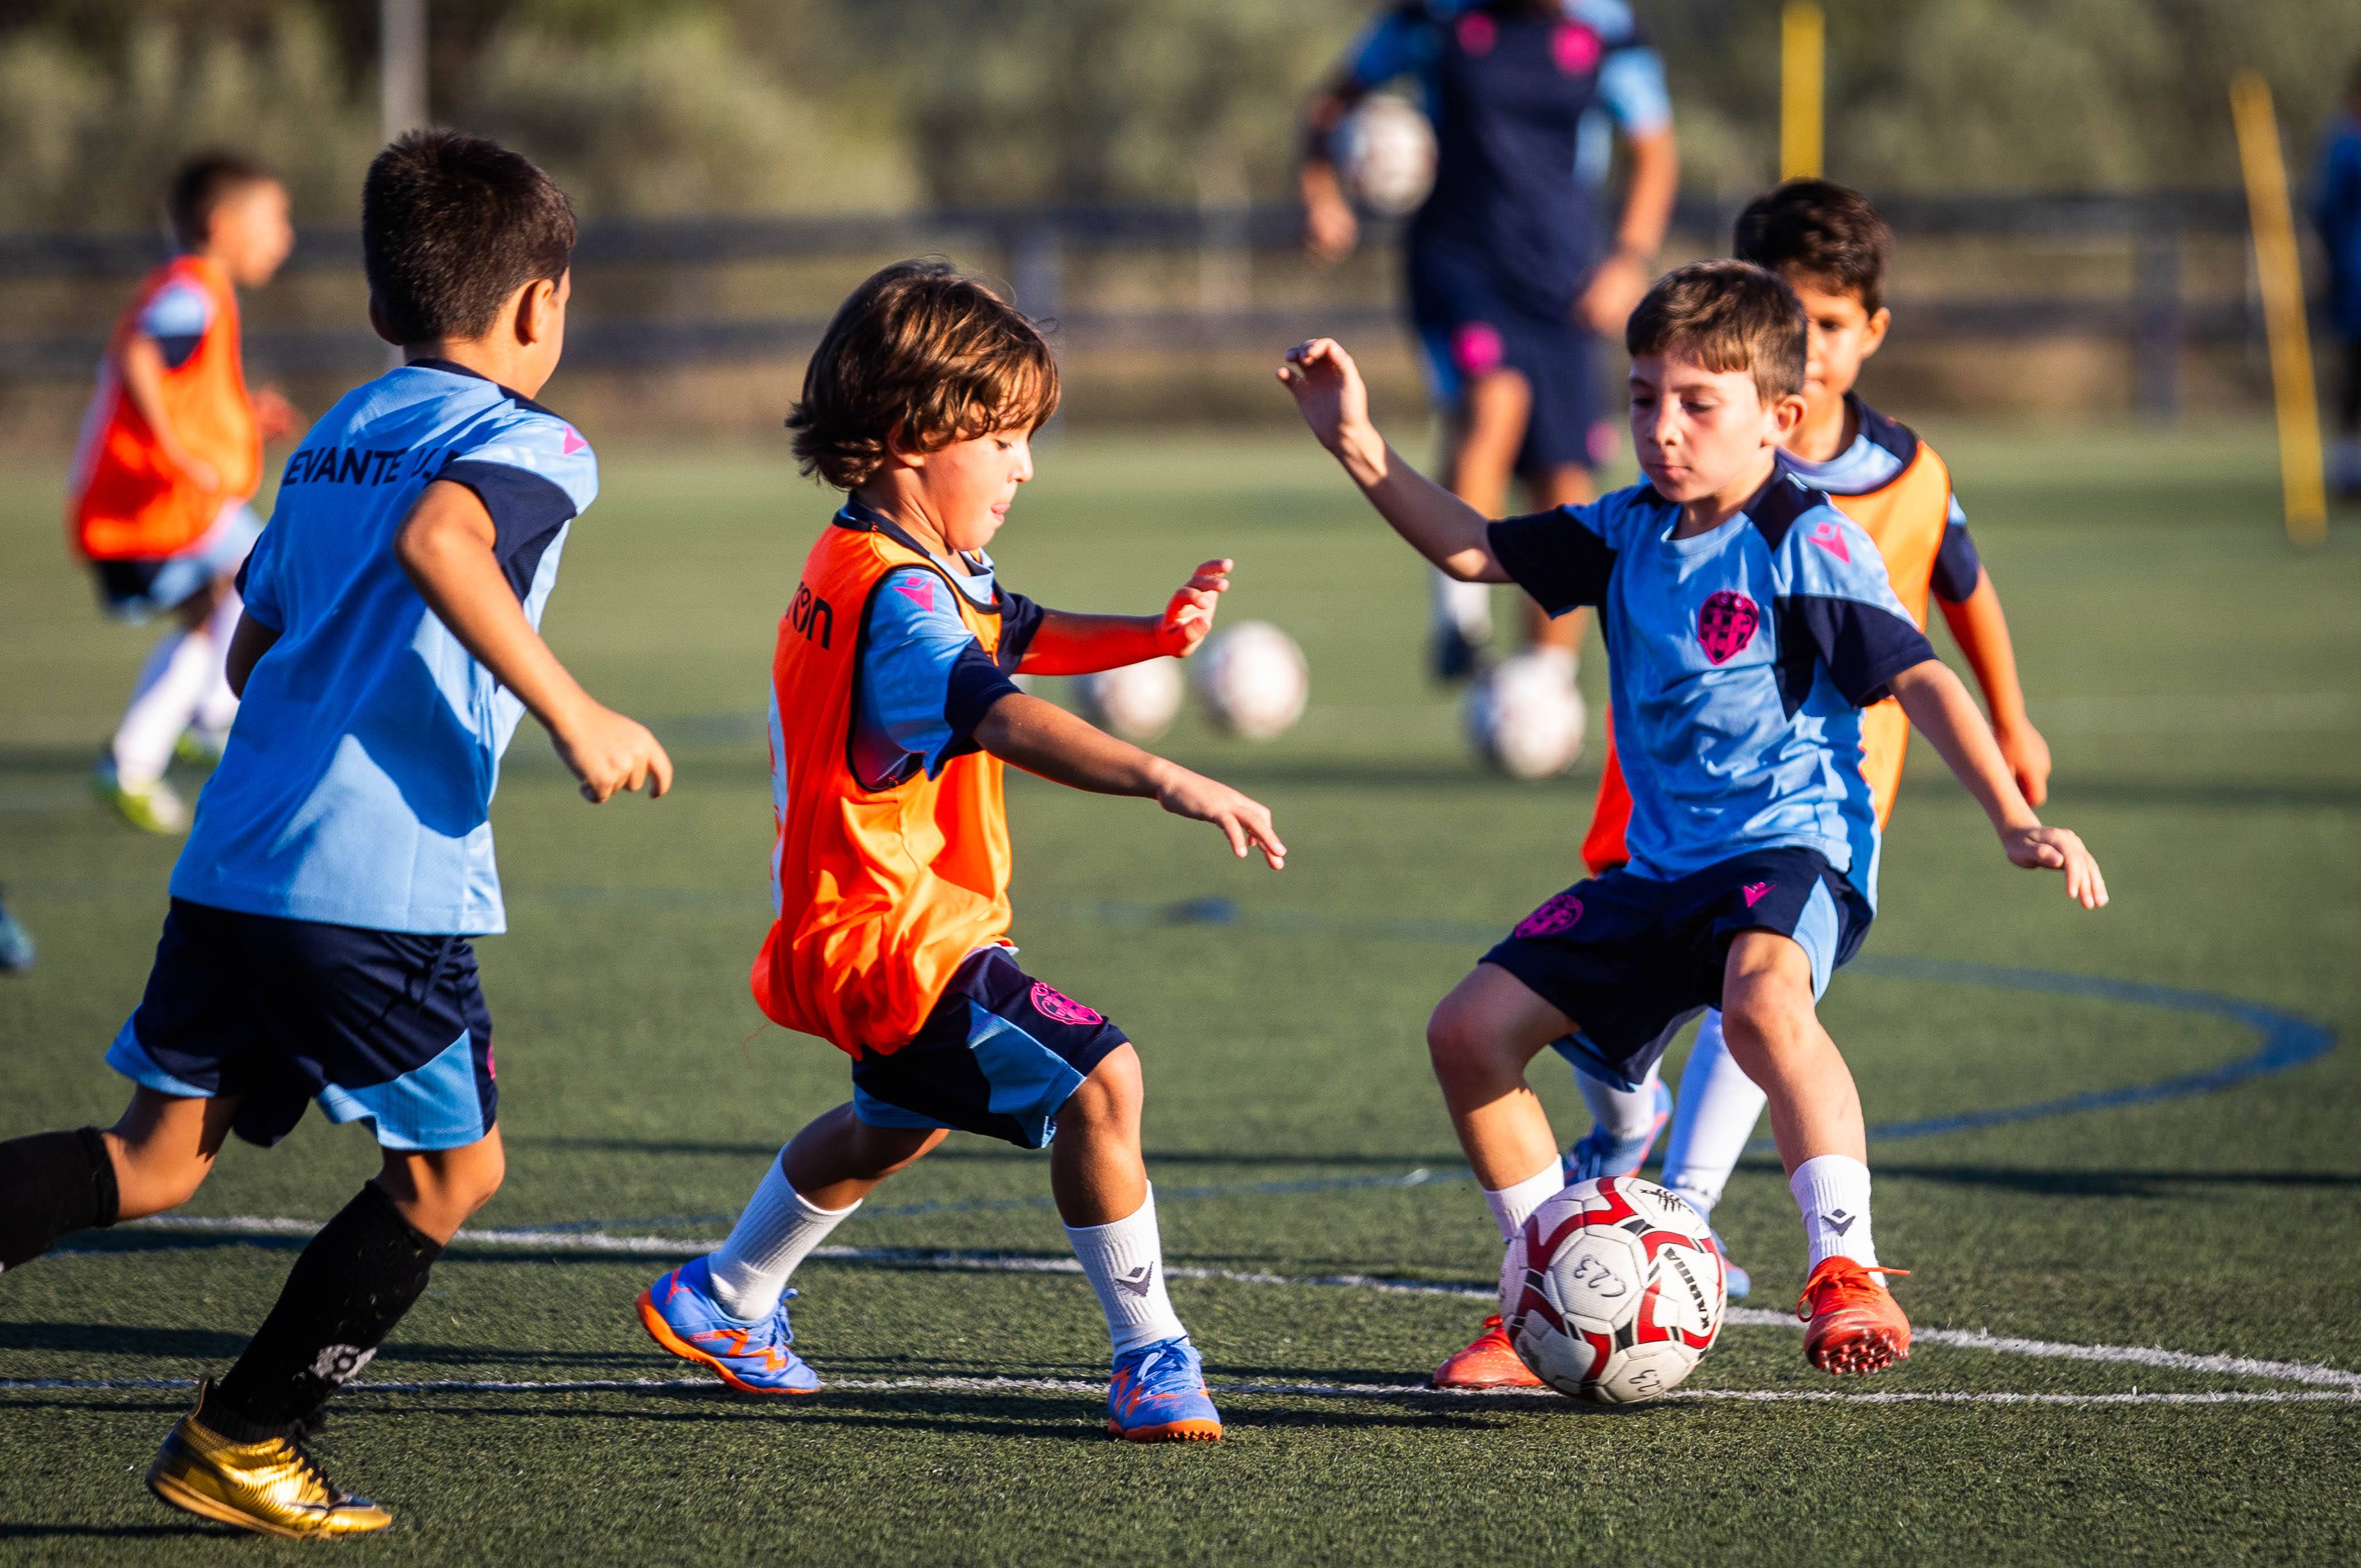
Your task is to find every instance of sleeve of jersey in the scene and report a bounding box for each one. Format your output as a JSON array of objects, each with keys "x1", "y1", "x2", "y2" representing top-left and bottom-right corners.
[
  {"x1": 437, "y1": 412, "x2": 599, "y2": 600},
  {"x1": 234, "y1": 518, "x2": 283, "y2": 630},
  {"x1": 996, "y1": 589, "x2": 1046, "y2": 672},
  {"x1": 1596, "y1": 45, "x2": 1672, "y2": 135},
  {"x1": 1780, "y1": 506, "x2": 1937, "y2": 707},
  {"x1": 135, "y1": 281, "x2": 215, "y2": 371},
  {"x1": 862, "y1": 570, "x2": 1023, "y2": 777},
  {"x1": 1929, "y1": 494, "x2": 1984, "y2": 605},
  {"x1": 1488, "y1": 504, "x2": 1618, "y2": 617},
  {"x1": 1343, "y1": 9, "x2": 1434, "y2": 87}
]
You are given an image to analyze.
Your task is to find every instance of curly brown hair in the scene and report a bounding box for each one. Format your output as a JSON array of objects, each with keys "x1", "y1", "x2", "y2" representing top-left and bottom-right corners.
[
  {"x1": 1625, "y1": 260, "x2": 1808, "y2": 405},
  {"x1": 788, "y1": 260, "x2": 1061, "y2": 490}
]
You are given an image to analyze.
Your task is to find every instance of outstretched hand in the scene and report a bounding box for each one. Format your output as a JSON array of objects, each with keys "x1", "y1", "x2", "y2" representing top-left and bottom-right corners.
[
  {"x1": 1276, "y1": 337, "x2": 1372, "y2": 455},
  {"x1": 2002, "y1": 824, "x2": 2106, "y2": 909},
  {"x1": 1155, "y1": 765, "x2": 1286, "y2": 870},
  {"x1": 1155, "y1": 559, "x2": 1232, "y2": 658}
]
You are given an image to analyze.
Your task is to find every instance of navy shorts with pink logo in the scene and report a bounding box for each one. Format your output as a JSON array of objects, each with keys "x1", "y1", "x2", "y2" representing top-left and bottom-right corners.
[
  {"x1": 1482, "y1": 846, "x2": 1873, "y2": 1091},
  {"x1": 850, "y1": 946, "x2": 1129, "y2": 1150}
]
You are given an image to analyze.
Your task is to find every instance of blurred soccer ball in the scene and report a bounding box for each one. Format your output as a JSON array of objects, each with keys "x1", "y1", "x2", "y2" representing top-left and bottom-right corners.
[
  {"x1": 1464, "y1": 654, "x2": 1587, "y2": 778},
  {"x1": 1500, "y1": 1177, "x2": 1726, "y2": 1405},
  {"x1": 1073, "y1": 661, "x2": 1184, "y2": 742},
  {"x1": 1191, "y1": 620, "x2": 1308, "y2": 741},
  {"x1": 1332, "y1": 95, "x2": 1436, "y2": 218}
]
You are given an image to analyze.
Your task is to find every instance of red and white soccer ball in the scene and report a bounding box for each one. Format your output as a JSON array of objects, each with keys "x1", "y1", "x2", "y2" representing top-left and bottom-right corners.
[{"x1": 1500, "y1": 1176, "x2": 1726, "y2": 1404}]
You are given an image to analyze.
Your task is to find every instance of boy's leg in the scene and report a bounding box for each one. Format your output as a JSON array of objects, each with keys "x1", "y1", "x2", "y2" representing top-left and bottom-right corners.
[
  {"x1": 704, "y1": 1107, "x2": 942, "y2": 1319},
  {"x1": 105, "y1": 580, "x2": 229, "y2": 813},
  {"x1": 1047, "y1": 1045, "x2": 1218, "y2": 1443},
  {"x1": 1563, "y1": 1056, "x2": 1671, "y2": 1181},
  {"x1": 1718, "y1": 932, "x2": 1908, "y2": 1374},
  {"x1": 1656, "y1": 1010, "x2": 1766, "y2": 1300},
  {"x1": 0, "y1": 1089, "x2": 236, "y2": 1270},
  {"x1": 208, "y1": 1131, "x2": 504, "y2": 1437}
]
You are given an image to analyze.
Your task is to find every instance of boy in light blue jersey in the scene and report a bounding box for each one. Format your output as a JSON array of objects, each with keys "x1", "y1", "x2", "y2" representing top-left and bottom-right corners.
[
  {"x1": 0, "y1": 131, "x2": 669, "y2": 1539},
  {"x1": 1281, "y1": 260, "x2": 2107, "y2": 1378}
]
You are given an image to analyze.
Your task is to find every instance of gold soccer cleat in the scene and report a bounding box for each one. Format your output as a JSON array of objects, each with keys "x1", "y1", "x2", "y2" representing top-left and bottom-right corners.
[{"x1": 144, "y1": 1381, "x2": 392, "y2": 1539}]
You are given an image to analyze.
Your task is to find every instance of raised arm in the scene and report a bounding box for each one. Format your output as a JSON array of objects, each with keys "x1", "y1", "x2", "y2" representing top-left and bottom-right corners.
[
  {"x1": 972, "y1": 694, "x2": 1284, "y2": 868},
  {"x1": 394, "y1": 479, "x2": 671, "y2": 803},
  {"x1": 1017, "y1": 559, "x2": 1232, "y2": 676},
  {"x1": 1278, "y1": 338, "x2": 1509, "y2": 582},
  {"x1": 1887, "y1": 660, "x2": 2103, "y2": 908}
]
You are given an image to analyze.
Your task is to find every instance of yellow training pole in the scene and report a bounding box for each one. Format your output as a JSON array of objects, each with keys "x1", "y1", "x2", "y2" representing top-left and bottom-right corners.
[
  {"x1": 1780, "y1": 2, "x2": 1824, "y2": 182},
  {"x1": 2229, "y1": 70, "x2": 2328, "y2": 546}
]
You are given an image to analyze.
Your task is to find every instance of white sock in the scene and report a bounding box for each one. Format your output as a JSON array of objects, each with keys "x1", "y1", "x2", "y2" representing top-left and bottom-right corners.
[
  {"x1": 112, "y1": 627, "x2": 217, "y2": 788},
  {"x1": 1660, "y1": 1011, "x2": 1768, "y2": 1220},
  {"x1": 1431, "y1": 569, "x2": 1493, "y2": 641},
  {"x1": 1481, "y1": 1162, "x2": 1566, "y2": 1244},
  {"x1": 1789, "y1": 1154, "x2": 1878, "y2": 1269},
  {"x1": 1065, "y1": 1184, "x2": 1187, "y2": 1357},
  {"x1": 1573, "y1": 1058, "x2": 1660, "y2": 1143},
  {"x1": 706, "y1": 1155, "x2": 858, "y2": 1321},
  {"x1": 192, "y1": 588, "x2": 243, "y2": 736}
]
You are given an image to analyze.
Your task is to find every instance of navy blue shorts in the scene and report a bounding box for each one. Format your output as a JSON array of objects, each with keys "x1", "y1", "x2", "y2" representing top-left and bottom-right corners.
[
  {"x1": 1483, "y1": 847, "x2": 1873, "y2": 1090},
  {"x1": 850, "y1": 947, "x2": 1129, "y2": 1151},
  {"x1": 106, "y1": 899, "x2": 497, "y2": 1151},
  {"x1": 1408, "y1": 240, "x2": 1605, "y2": 476}
]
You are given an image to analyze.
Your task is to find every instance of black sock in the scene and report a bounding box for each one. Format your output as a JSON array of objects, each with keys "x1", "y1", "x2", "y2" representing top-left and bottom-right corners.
[
  {"x1": 210, "y1": 1182, "x2": 441, "y2": 1439},
  {"x1": 0, "y1": 1127, "x2": 119, "y2": 1271}
]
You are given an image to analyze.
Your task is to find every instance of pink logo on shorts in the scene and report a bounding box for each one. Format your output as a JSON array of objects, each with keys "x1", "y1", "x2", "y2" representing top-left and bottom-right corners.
[
  {"x1": 1742, "y1": 881, "x2": 1773, "y2": 908},
  {"x1": 1515, "y1": 891, "x2": 1585, "y2": 939},
  {"x1": 1455, "y1": 11, "x2": 1497, "y2": 54},
  {"x1": 1452, "y1": 321, "x2": 1505, "y2": 376},
  {"x1": 1551, "y1": 23, "x2": 1601, "y2": 74},
  {"x1": 1697, "y1": 590, "x2": 1761, "y2": 665},
  {"x1": 1030, "y1": 981, "x2": 1103, "y2": 1027}
]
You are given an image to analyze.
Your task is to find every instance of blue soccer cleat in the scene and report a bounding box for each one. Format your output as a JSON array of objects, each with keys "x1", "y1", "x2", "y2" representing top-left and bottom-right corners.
[
  {"x1": 1564, "y1": 1077, "x2": 1675, "y2": 1183},
  {"x1": 1713, "y1": 1230, "x2": 1753, "y2": 1302},
  {"x1": 635, "y1": 1257, "x2": 820, "y2": 1395},
  {"x1": 1106, "y1": 1336, "x2": 1222, "y2": 1443}
]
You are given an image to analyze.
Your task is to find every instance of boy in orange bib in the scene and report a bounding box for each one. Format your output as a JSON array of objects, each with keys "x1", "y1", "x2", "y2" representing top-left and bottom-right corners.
[
  {"x1": 68, "y1": 154, "x2": 302, "y2": 833},
  {"x1": 637, "y1": 262, "x2": 1284, "y2": 1443}
]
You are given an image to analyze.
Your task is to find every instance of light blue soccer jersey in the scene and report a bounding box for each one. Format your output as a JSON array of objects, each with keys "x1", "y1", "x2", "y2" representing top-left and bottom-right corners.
[
  {"x1": 1489, "y1": 473, "x2": 1937, "y2": 902},
  {"x1": 171, "y1": 359, "x2": 597, "y2": 934},
  {"x1": 837, "y1": 501, "x2": 1039, "y2": 792}
]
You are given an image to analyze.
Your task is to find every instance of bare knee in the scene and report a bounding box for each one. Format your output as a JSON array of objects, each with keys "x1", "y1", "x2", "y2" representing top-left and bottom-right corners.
[
  {"x1": 1059, "y1": 1044, "x2": 1143, "y2": 1137},
  {"x1": 383, "y1": 1133, "x2": 506, "y2": 1239},
  {"x1": 845, "y1": 1116, "x2": 945, "y2": 1180},
  {"x1": 1427, "y1": 993, "x2": 1514, "y2": 1092}
]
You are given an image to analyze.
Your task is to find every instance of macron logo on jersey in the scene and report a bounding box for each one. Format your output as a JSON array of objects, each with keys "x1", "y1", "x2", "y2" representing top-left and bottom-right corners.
[
  {"x1": 562, "y1": 426, "x2": 587, "y2": 455},
  {"x1": 893, "y1": 577, "x2": 935, "y2": 612},
  {"x1": 1808, "y1": 521, "x2": 1852, "y2": 564}
]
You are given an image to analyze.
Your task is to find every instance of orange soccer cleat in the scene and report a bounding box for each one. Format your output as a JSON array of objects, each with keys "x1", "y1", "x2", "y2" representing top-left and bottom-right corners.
[
  {"x1": 1797, "y1": 1257, "x2": 1912, "y2": 1376},
  {"x1": 1431, "y1": 1314, "x2": 1545, "y2": 1389}
]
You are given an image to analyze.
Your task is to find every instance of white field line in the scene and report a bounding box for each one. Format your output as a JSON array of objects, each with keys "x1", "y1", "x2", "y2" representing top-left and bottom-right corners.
[
  {"x1": 2, "y1": 1373, "x2": 2358, "y2": 1409},
  {"x1": 105, "y1": 1215, "x2": 2361, "y2": 1393}
]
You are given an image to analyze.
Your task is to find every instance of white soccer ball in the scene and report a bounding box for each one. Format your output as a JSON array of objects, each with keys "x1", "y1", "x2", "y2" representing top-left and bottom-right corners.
[
  {"x1": 1332, "y1": 95, "x2": 1437, "y2": 218},
  {"x1": 1191, "y1": 620, "x2": 1308, "y2": 741},
  {"x1": 1465, "y1": 653, "x2": 1587, "y2": 779},
  {"x1": 1500, "y1": 1176, "x2": 1726, "y2": 1404},
  {"x1": 1073, "y1": 660, "x2": 1184, "y2": 742}
]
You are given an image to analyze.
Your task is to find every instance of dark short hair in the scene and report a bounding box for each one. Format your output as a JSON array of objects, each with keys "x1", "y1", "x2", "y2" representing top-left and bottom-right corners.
[
  {"x1": 1625, "y1": 259, "x2": 1808, "y2": 403},
  {"x1": 167, "y1": 153, "x2": 279, "y2": 250},
  {"x1": 788, "y1": 260, "x2": 1061, "y2": 491},
  {"x1": 362, "y1": 131, "x2": 576, "y2": 347},
  {"x1": 1733, "y1": 179, "x2": 1894, "y2": 314}
]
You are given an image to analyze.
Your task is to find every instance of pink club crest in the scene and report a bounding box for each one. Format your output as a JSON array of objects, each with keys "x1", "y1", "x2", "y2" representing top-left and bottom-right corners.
[
  {"x1": 1030, "y1": 981, "x2": 1103, "y2": 1028},
  {"x1": 1515, "y1": 891, "x2": 1585, "y2": 939},
  {"x1": 1697, "y1": 590, "x2": 1761, "y2": 665},
  {"x1": 1452, "y1": 321, "x2": 1505, "y2": 376},
  {"x1": 1455, "y1": 11, "x2": 1497, "y2": 53},
  {"x1": 1551, "y1": 23, "x2": 1601, "y2": 74}
]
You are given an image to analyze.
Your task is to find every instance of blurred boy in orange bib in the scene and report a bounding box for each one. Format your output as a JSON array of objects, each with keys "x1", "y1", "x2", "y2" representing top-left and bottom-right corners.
[
  {"x1": 68, "y1": 154, "x2": 299, "y2": 833},
  {"x1": 1481, "y1": 182, "x2": 2053, "y2": 1380},
  {"x1": 640, "y1": 262, "x2": 1287, "y2": 1442}
]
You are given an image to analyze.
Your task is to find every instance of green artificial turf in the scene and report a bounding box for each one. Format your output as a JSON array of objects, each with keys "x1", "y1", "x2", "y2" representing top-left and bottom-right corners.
[{"x1": 2, "y1": 420, "x2": 2357, "y2": 1564}]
